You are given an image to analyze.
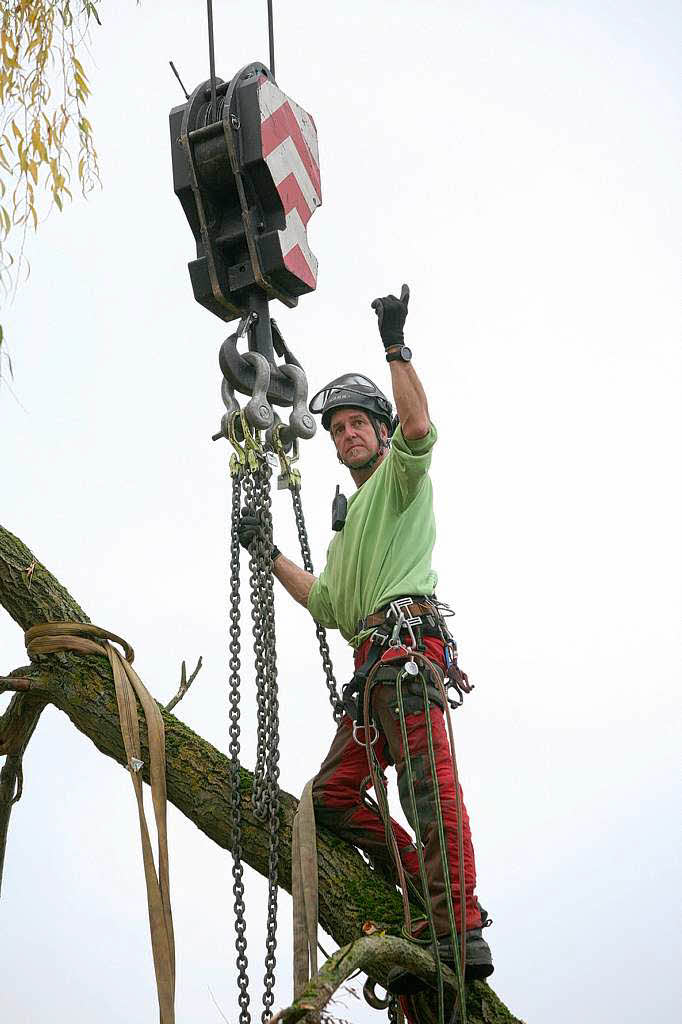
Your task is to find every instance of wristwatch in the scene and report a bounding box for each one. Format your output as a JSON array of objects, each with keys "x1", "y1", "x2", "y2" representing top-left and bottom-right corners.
[{"x1": 386, "y1": 344, "x2": 413, "y2": 363}]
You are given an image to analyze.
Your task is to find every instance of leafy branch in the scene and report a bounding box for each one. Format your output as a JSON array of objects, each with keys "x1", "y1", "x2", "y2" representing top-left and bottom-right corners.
[{"x1": 0, "y1": 0, "x2": 102, "y2": 376}]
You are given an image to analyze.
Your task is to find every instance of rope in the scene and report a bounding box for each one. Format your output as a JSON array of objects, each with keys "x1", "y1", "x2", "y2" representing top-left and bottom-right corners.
[
  {"x1": 361, "y1": 647, "x2": 469, "y2": 1024},
  {"x1": 25, "y1": 622, "x2": 176, "y2": 1024},
  {"x1": 394, "y1": 668, "x2": 446, "y2": 1023},
  {"x1": 362, "y1": 667, "x2": 414, "y2": 932},
  {"x1": 413, "y1": 654, "x2": 466, "y2": 1008}
]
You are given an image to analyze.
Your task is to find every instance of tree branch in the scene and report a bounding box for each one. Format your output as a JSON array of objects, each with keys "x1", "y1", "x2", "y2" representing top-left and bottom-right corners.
[
  {"x1": 269, "y1": 934, "x2": 522, "y2": 1023},
  {"x1": 165, "y1": 655, "x2": 203, "y2": 712},
  {"x1": 0, "y1": 681, "x2": 46, "y2": 895},
  {"x1": 0, "y1": 523, "x2": 523, "y2": 1024},
  {"x1": 269, "y1": 934, "x2": 448, "y2": 1021}
]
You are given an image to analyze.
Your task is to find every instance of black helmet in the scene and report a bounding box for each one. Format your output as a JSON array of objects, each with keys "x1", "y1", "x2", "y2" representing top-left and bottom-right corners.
[{"x1": 309, "y1": 373, "x2": 393, "y2": 432}]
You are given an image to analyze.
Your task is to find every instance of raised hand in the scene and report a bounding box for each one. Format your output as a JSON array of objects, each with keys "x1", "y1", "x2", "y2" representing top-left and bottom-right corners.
[{"x1": 371, "y1": 283, "x2": 410, "y2": 348}]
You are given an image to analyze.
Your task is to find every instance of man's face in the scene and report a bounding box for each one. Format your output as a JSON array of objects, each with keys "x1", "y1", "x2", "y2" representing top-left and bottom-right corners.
[{"x1": 329, "y1": 408, "x2": 384, "y2": 467}]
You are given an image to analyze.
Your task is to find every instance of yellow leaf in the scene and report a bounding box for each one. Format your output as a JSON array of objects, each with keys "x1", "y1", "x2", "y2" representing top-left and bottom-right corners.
[{"x1": 26, "y1": 32, "x2": 41, "y2": 57}]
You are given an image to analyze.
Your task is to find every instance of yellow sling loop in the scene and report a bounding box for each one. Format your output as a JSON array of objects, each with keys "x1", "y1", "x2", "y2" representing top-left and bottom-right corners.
[
  {"x1": 25, "y1": 622, "x2": 176, "y2": 1024},
  {"x1": 291, "y1": 778, "x2": 319, "y2": 999}
]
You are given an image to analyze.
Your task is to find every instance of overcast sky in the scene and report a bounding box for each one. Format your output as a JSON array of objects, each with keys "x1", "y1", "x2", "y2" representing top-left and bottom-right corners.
[{"x1": 1, "y1": 2, "x2": 680, "y2": 1022}]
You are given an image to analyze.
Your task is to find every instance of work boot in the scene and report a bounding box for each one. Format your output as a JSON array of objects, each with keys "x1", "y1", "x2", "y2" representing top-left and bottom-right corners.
[
  {"x1": 386, "y1": 905, "x2": 494, "y2": 996},
  {"x1": 438, "y1": 927, "x2": 494, "y2": 982}
]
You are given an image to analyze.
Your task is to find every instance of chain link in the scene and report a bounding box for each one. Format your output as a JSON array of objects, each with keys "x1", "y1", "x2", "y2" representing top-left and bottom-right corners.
[
  {"x1": 226, "y1": 429, "x2": 341, "y2": 1020},
  {"x1": 250, "y1": 460, "x2": 281, "y2": 1023},
  {"x1": 228, "y1": 470, "x2": 251, "y2": 1024},
  {"x1": 290, "y1": 484, "x2": 344, "y2": 723},
  {"x1": 227, "y1": 452, "x2": 281, "y2": 1023}
]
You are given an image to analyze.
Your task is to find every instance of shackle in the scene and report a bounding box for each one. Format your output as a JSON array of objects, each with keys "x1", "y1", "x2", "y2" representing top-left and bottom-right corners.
[{"x1": 242, "y1": 352, "x2": 274, "y2": 430}]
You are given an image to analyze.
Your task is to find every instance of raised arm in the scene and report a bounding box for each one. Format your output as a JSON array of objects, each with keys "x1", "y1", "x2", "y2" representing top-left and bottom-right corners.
[{"x1": 371, "y1": 284, "x2": 430, "y2": 440}]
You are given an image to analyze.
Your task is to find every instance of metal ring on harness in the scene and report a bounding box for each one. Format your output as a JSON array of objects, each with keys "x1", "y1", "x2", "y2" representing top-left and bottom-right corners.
[{"x1": 352, "y1": 721, "x2": 379, "y2": 746}]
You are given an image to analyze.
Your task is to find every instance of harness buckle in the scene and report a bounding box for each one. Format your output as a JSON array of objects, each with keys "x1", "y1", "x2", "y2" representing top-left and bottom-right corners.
[
  {"x1": 388, "y1": 596, "x2": 414, "y2": 621},
  {"x1": 353, "y1": 722, "x2": 379, "y2": 746}
]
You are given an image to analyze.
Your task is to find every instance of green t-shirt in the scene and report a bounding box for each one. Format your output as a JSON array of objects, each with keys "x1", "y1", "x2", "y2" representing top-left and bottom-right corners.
[{"x1": 307, "y1": 423, "x2": 438, "y2": 646}]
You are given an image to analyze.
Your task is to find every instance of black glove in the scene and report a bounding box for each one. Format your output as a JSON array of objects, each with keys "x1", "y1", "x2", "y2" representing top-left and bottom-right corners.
[
  {"x1": 238, "y1": 509, "x2": 281, "y2": 562},
  {"x1": 371, "y1": 283, "x2": 410, "y2": 348}
]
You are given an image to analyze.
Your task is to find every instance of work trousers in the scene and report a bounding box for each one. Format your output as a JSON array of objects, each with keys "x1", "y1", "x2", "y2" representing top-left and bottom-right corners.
[{"x1": 311, "y1": 673, "x2": 481, "y2": 935}]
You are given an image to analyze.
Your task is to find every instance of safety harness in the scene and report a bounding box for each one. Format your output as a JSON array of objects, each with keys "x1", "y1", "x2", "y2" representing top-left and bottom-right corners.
[{"x1": 345, "y1": 595, "x2": 473, "y2": 742}]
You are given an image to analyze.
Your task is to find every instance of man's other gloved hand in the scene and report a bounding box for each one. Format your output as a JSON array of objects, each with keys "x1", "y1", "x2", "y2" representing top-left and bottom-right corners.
[
  {"x1": 238, "y1": 509, "x2": 280, "y2": 562},
  {"x1": 371, "y1": 283, "x2": 410, "y2": 348}
]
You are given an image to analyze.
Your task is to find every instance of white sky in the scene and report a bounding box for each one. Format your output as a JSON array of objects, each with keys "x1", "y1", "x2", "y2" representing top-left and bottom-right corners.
[{"x1": 1, "y1": 2, "x2": 680, "y2": 1022}]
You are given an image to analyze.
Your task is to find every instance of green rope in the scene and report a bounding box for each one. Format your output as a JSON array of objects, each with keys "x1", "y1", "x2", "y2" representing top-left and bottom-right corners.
[
  {"x1": 363, "y1": 673, "x2": 415, "y2": 932},
  {"x1": 395, "y1": 669, "x2": 446, "y2": 1023},
  {"x1": 417, "y1": 667, "x2": 467, "y2": 1021},
  {"x1": 361, "y1": 653, "x2": 471, "y2": 1022}
]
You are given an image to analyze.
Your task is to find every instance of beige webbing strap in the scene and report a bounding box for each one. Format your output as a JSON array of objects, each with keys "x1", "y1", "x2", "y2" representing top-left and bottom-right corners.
[
  {"x1": 291, "y1": 779, "x2": 319, "y2": 998},
  {"x1": 25, "y1": 622, "x2": 176, "y2": 1024}
]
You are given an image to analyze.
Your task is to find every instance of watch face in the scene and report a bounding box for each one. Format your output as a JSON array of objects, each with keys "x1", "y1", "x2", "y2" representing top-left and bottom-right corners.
[{"x1": 401, "y1": 346, "x2": 412, "y2": 361}]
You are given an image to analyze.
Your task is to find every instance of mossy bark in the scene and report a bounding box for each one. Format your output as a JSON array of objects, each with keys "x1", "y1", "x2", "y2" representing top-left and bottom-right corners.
[
  {"x1": 273, "y1": 934, "x2": 523, "y2": 1024},
  {"x1": 0, "y1": 524, "x2": 523, "y2": 1024}
]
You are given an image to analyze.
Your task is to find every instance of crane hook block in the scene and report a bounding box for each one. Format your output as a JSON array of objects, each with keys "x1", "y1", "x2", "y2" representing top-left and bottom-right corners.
[{"x1": 170, "y1": 62, "x2": 322, "y2": 323}]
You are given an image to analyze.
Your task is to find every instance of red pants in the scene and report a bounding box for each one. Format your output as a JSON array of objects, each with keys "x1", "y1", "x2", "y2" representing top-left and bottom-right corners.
[{"x1": 311, "y1": 639, "x2": 481, "y2": 934}]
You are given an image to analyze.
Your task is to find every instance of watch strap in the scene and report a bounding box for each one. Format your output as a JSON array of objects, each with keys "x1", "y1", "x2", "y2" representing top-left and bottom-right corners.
[{"x1": 386, "y1": 345, "x2": 411, "y2": 363}]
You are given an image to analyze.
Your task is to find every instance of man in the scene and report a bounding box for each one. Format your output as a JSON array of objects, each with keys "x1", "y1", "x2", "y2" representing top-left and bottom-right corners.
[{"x1": 240, "y1": 285, "x2": 493, "y2": 992}]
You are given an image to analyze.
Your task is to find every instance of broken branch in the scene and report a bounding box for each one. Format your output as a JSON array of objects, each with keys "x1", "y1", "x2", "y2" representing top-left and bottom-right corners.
[
  {"x1": 165, "y1": 655, "x2": 203, "y2": 712},
  {"x1": 0, "y1": 676, "x2": 35, "y2": 692}
]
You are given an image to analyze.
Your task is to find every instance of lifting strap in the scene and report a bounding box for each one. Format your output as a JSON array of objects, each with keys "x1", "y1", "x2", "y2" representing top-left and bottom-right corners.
[
  {"x1": 25, "y1": 622, "x2": 176, "y2": 1024},
  {"x1": 291, "y1": 778, "x2": 319, "y2": 999}
]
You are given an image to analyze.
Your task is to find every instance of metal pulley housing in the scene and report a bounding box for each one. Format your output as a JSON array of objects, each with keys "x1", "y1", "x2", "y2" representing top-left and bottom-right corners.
[
  {"x1": 170, "y1": 61, "x2": 322, "y2": 409},
  {"x1": 170, "y1": 61, "x2": 322, "y2": 317}
]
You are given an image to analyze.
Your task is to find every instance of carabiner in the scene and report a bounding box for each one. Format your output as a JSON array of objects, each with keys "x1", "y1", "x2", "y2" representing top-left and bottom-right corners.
[{"x1": 225, "y1": 411, "x2": 247, "y2": 476}]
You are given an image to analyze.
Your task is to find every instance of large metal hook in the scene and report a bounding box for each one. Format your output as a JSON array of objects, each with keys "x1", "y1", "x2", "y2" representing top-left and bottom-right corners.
[{"x1": 242, "y1": 351, "x2": 274, "y2": 430}]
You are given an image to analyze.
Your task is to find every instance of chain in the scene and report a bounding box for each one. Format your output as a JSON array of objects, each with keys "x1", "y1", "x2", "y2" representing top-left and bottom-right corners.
[
  {"x1": 241, "y1": 453, "x2": 281, "y2": 1023},
  {"x1": 387, "y1": 996, "x2": 402, "y2": 1024},
  {"x1": 225, "y1": 417, "x2": 337, "y2": 1019},
  {"x1": 290, "y1": 484, "x2": 344, "y2": 723},
  {"x1": 253, "y1": 460, "x2": 281, "y2": 1023},
  {"x1": 227, "y1": 469, "x2": 251, "y2": 1024},
  {"x1": 226, "y1": 443, "x2": 281, "y2": 1022},
  {"x1": 244, "y1": 468, "x2": 269, "y2": 814}
]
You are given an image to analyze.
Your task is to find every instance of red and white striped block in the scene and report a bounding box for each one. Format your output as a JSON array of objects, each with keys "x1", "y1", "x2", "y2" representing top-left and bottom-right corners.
[{"x1": 258, "y1": 76, "x2": 322, "y2": 291}]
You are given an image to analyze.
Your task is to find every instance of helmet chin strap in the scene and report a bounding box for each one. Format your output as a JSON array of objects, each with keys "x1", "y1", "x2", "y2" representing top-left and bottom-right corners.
[{"x1": 336, "y1": 419, "x2": 389, "y2": 471}]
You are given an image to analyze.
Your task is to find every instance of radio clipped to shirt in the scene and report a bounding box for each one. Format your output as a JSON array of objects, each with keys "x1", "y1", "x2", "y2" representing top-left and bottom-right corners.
[{"x1": 332, "y1": 485, "x2": 347, "y2": 531}]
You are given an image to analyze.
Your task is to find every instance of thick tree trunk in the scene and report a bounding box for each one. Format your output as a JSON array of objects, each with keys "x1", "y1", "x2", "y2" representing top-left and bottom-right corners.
[{"x1": 0, "y1": 524, "x2": 522, "y2": 1023}]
